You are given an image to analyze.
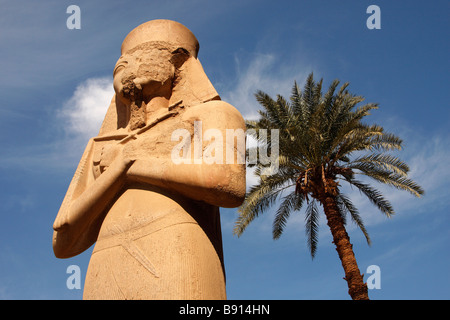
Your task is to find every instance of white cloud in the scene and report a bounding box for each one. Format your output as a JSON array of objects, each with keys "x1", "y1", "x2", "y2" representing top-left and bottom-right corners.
[
  {"x1": 222, "y1": 52, "x2": 311, "y2": 120},
  {"x1": 407, "y1": 135, "x2": 450, "y2": 196},
  {"x1": 59, "y1": 77, "x2": 114, "y2": 142}
]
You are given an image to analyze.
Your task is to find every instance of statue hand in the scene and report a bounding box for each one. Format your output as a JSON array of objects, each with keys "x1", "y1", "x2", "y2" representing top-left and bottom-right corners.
[
  {"x1": 99, "y1": 144, "x2": 123, "y2": 173},
  {"x1": 100, "y1": 143, "x2": 136, "y2": 174}
]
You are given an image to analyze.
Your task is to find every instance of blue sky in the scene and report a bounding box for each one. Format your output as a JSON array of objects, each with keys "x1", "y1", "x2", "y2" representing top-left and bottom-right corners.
[{"x1": 0, "y1": 0, "x2": 449, "y2": 300}]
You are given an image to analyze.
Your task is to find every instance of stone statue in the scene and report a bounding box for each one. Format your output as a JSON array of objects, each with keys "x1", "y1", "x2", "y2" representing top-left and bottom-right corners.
[{"x1": 53, "y1": 20, "x2": 246, "y2": 300}]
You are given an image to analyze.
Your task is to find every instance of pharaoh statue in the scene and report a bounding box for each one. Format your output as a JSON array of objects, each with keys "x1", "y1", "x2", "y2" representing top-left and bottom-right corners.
[{"x1": 52, "y1": 19, "x2": 246, "y2": 299}]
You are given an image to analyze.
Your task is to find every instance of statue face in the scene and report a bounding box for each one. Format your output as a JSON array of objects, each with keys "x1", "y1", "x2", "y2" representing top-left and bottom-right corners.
[{"x1": 113, "y1": 47, "x2": 175, "y2": 106}]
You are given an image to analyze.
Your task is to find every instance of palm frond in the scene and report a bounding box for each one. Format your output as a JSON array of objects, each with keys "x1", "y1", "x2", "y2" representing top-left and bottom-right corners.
[
  {"x1": 364, "y1": 132, "x2": 403, "y2": 151},
  {"x1": 336, "y1": 193, "x2": 372, "y2": 245},
  {"x1": 347, "y1": 179, "x2": 395, "y2": 217},
  {"x1": 245, "y1": 120, "x2": 260, "y2": 130},
  {"x1": 305, "y1": 199, "x2": 320, "y2": 258},
  {"x1": 349, "y1": 153, "x2": 410, "y2": 177},
  {"x1": 291, "y1": 83, "x2": 309, "y2": 125},
  {"x1": 303, "y1": 72, "x2": 316, "y2": 113},
  {"x1": 234, "y1": 185, "x2": 282, "y2": 236},
  {"x1": 254, "y1": 91, "x2": 291, "y2": 130},
  {"x1": 359, "y1": 170, "x2": 424, "y2": 198},
  {"x1": 273, "y1": 192, "x2": 303, "y2": 240},
  {"x1": 234, "y1": 170, "x2": 294, "y2": 236}
]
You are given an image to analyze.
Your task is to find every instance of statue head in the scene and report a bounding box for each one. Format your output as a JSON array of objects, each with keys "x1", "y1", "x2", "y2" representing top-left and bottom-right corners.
[
  {"x1": 120, "y1": 19, "x2": 199, "y2": 58},
  {"x1": 100, "y1": 20, "x2": 220, "y2": 135}
]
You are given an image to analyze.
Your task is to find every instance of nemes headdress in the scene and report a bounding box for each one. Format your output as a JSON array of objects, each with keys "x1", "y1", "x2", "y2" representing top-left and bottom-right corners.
[
  {"x1": 121, "y1": 19, "x2": 200, "y2": 58},
  {"x1": 99, "y1": 19, "x2": 219, "y2": 135}
]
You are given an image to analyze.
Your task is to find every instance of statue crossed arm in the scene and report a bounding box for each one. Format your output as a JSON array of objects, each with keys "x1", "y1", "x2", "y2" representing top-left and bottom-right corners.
[{"x1": 53, "y1": 101, "x2": 246, "y2": 259}]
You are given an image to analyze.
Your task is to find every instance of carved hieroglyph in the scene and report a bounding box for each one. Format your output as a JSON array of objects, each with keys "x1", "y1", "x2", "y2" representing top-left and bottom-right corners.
[{"x1": 53, "y1": 20, "x2": 246, "y2": 300}]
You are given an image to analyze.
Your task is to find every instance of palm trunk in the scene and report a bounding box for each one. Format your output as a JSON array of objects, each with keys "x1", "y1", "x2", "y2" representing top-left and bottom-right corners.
[{"x1": 320, "y1": 194, "x2": 369, "y2": 300}]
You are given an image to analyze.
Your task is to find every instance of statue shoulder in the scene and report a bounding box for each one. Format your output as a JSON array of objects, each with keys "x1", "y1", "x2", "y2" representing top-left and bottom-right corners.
[{"x1": 183, "y1": 100, "x2": 245, "y2": 128}]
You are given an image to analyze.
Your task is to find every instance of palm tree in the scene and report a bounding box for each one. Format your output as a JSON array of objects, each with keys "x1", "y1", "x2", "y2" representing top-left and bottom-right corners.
[{"x1": 234, "y1": 73, "x2": 424, "y2": 300}]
